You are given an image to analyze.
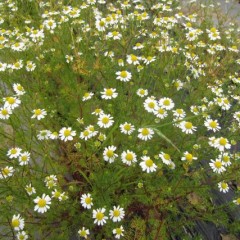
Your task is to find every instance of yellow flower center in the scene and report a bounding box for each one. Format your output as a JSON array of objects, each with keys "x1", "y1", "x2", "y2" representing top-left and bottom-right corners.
[
  {"x1": 102, "y1": 117, "x2": 109, "y2": 124},
  {"x1": 10, "y1": 148, "x2": 17, "y2": 154},
  {"x1": 80, "y1": 230, "x2": 86, "y2": 237},
  {"x1": 125, "y1": 153, "x2": 133, "y2": 161},
  {"x1": 83, "y1": 130, "x2": 89, "y2": 136},
  {"x1": 139, "y1": 89, "x2": 145, "y2": 95},
  {"x1": 163, "y1": 99, "x2": 170, "y2": 106},
  {"x1": 7, "y1": 97, "x2": 15, "y2": 104},
  {"x1": 89, "y1": 126, "x2": 94, "y2": 131},
  {"x1": 116, "y1": 228, "x2": 122, "y2": 235},
  {"x1": 163, "y1": 154, "x2": 171, "y2": 160},
  {"x1": 106, "y1": 89, "x2": 113, "y2": 96},
  {"x1": 34, "y1": 109, "x2": 42, "y2": 115},
  {"x1": 221, "y1": 183, "x2": 228, "y2": 189},
  {"x1": 219, "y1": 138, "x2": 227, "y2": 146},
  {"x1": 96, "y1": 212, "x2": 104, "y2": 220},
  {"x1": 145, "y1": 159, "x2": 153, "y2": 167},
  {"x1": 99, "y1": 21, "x2": 105, "y2": 27},
  {"x1": 12, "y1": 219, "x2": 20, "y2": 228},
  {"x1": 21, "y1": 155, "x2": 28, "y2": 162},
  {"x1": 2, "y1": 168, "x2": 10, "y2": 175},
  {"x1": 141, "y1": 128, "x2": 149, "y2": 136},
  {"x1": 106, "y1": 150, "x2": 114, "y2": 158},
  {"x1": 185, "y1": 122, "x2": 193, "y2": 129},
  {"x1": 131, "y1": 55, "x2": 137, "y2": 61},
  {"x1": 176, "y1": 109, "x2": 183, "y2": 114},
  {"x1": 54, "y1": 191, "x2": 61, "y2": 198},
  {"x1": 124, "y1": 124, "x2": 131, "y2": 131},
  {"x1": 210, "y1": 27, "x2": 217, "y2": 33},
  {"x1": 148, "y1": 102, "x2": 155, "y2": 108},
  {"x1": 214, "y1": 161, "x2": 222, "y2": 169},
  {"x1": 120, "y1": 71, "x2": 127, "y2": 78},
  {"x1": 111, "y1": 209, "x2": 120, "y2": 218},
  {"x1": 222, "y1": 155, "x2": 230, "y2": 162},
  {"x1": 209, "y1": 121, "x2": 217, "y2": 128},
  {"x1": 223, "y1": 99, "x2": 229, "y2": 104},
  {"x1": 185, "y1": 153, "x2": 193, "y2": 162},
  {"x1": 64, "y1": 129, "x2": 71, "y2": 137},
  {"x1": 1, "y1": 109, "x2": 8, "y2": 115},
  {"x1": 38, "y1": 198, "x2": 46, "y2": 208},
  {"x1": 158, "y1": 108, "x2": 165, "y2": 114},
  {"x1": 17, "y1": 85, "x2": 23, "y2": 91},
  {"x1": 85, "y1": 197, "x2": 92, "y2": 204}
]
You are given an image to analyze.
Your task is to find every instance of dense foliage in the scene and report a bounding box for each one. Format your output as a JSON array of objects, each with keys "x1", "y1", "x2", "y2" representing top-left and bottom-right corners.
[{"x1": 0, "y1": 0, "x2": 240, "y2": 239}]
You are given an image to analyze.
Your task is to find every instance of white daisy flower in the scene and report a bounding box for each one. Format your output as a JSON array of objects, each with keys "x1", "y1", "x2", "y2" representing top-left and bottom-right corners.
[
  {"x1": 80, "y1": 129, "x2": 92, "y2": 141},
  {"x1": 13, "y1": 83, "x2": 25, "y2": 95},
  {"x1": 37, "y1": 130, "x2": 51, "y2": 140},
  {"x1": 80, "y1": 193, "x2": 93, "y2": 209},
  {"x1": 133, "y1": 42, "x2": 144, "y2": 50},
  {"x1": 107, "y1": 31, "x2": 122, "y2": 40},
  {"x1": 214, "y1": 137, "x2": 231, "y2": 152},
  {"x1": 95, "y1": 18, "x2": 106, "y2": 32},
  {"x1": 97, "y1": 114, "x2": 114, "y2": 128},
  {"x1": 18, "y1": 151, "x2": 30, "y2": 166},
  {"x1": 31, "y1": 109, "x2": 47, "y2": 120},
  {"x1": 0, "y1": 107, "x2": 12, "y2": 119},
  {"x1": 179, "y1": 121, "x2": 197, "y2": 134},
  {"x1": 119, "y1": 122, "x2": 135, "y2": 135},
  {"x1": 173, "y1": 109, "x2": 186, "y2": 119},
  {"x1": 33, "y1": 194, "x2": 51, "y2": 213},
  {"x1": 11, "y1": 214, "x2": 25, "y2": 231},
  {"x1": 25, "y1": 184, "x2": 36, "y2": 195},
  {"x1": 49, "y1": 131, "x2": 59, "y2": 140},
  {"x1": 43, "y1": 19, "x2": 57, "y2": 30},
  {"x1": 116, "y1": 70, "x2": 132, "y2": 82},
  {"x1": 136, "y1": 88, "x2": 148, "y2": 97},
  {"x1": 78, "y1": 227, "x2": 90, "y2": 239},
  {"x1": 218, "y1": 182, "x2": 229, "y2": 193},
  {"x1": 109, "y1": 206, "x2": 125, "y2": 222},
  {"x1": 101, "y1": 88, "x2": 118, "y2": 99},
  {"x1": 126, "y1": 54, "x2": 140, "y2": 65},
  {"x1": 209, "y1": 159, "x2": 226, "y2": 174},
  {"x1": 59, "y1": 127, "x2": 76, "y2": 141},
  {"x1": 219, "y1": 153, "x2": 232, "y2": 166},
  {"x1": 181, "y1": 151, "x2": 197, "y2": 163},
  {"x1": 92, "y1": 208, "x2": 108, "y2": 226},
  {"x1": 121, "y1": 150, "x2": 137, "y2": 166},
  {"x1": 82, "y1": 92, "x2": 94, "y2": 101},
  {"x1": 204, "y1": 118, "x2": 221, "y2": 132},
  {"x1": 4, "y1": 97, "x2": 21, "y2": 109},
  {"x1": 140, "y1": 156, "x2": 157, "y2": 173},
  {"x1": 159, "y1": 152, "x2": 172, "y2": 165},
  {"x1": 16, "y1": 231, "x2": 28, "y2": 240},
  {"x1": 153, "y1": 107, "x2": 168, "y2": 119},
  {"x1": 158, "y1": 97, "x2": 175, "y2": 110},
  {"x1": 7, "y1": 147, "x2": 22, "y2": 159},
  {"x1": 0, "y1": 166, "x2": 14, "y2": 179},
  {"x1": 143, "y1": 56, "x2": 156, "y2": 65},
  {"x1": 92, "y1": 108, "x2": 104, "y2": 116},
  {"x1": 233, "y1": 198, "x2": 240, "y2": 205},
  {"x1": 138, "y1": 128, "x2": 154, "y2": 141},
  {"x1": 103, "y1": 145, "x2": 118, "y2": 163},
  {"x1": 113, "y1": 226, "x2": 124, "y2": 239},
  {"x1": 144, "y1": 97, "x2": 158, "y2": 113}
]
